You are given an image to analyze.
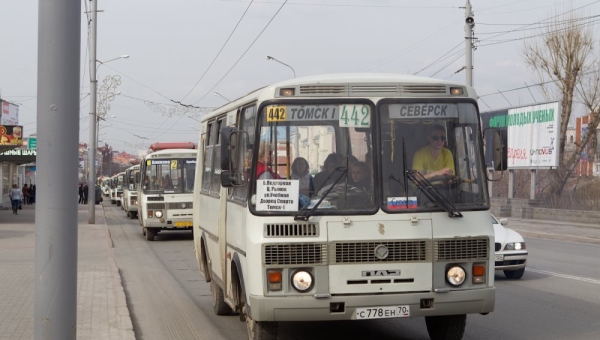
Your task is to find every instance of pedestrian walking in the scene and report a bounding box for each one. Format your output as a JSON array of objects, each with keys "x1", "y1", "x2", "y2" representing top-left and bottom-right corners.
[
  {"x1": 22, "y1": 184, "x2": 29, "y2": 207},
  {"x1": 29, "y1": 185, "x2": 36, "y2": 204},
  {"x1": 79, "y1": 184, "x2": 84, "y2": 204},
  {"x1": 9, "y1": 184, "x2": 22, "y2": 215},
  {"x1": 83, "y1": 183, "x2": 89, "y2": 204}
]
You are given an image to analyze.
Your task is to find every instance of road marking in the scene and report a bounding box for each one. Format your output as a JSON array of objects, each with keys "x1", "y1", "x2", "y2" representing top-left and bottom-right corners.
[{"x1": 527, "y1": 268, "x2": 600, "y2": 285}]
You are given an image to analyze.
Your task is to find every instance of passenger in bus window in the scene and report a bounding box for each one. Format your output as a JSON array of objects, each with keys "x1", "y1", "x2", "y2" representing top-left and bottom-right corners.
[
  {"x1": 291, "y1": 157, "x2": 314, "y2": 197},
  {"x1": 411, "y1": 124, "x2": 455, "y2": 183},
  {"x1": 256, "y1": 142, "x2": 280, "y2": 179},
  {"x1": 350, "y1": 161, "x2": 371, "y2": 192},
  {"x1": 313, "y1": 153, "x2": 343, "y2": 191},
  {"x1": 163, "y1": 174, "x2": 173, "y2": 189}
]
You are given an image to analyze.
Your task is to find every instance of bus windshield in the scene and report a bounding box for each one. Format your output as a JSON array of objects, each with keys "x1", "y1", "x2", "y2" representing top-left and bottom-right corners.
[
  {"x1": 143, "y1": 158, "x2": 196, "y2": 193},
  {"x1": 379, "y1": 101, "x2": 488, "y2": 212},
  {"x1": 249, "y1": 101, "x2": 488, "y2": 215},
  {"x1": 251, "y1": 102, "x2": 376, "y2": 214}
]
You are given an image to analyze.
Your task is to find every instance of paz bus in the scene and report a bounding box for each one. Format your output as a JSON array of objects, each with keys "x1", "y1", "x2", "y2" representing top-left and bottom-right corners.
[
  {"x1": 122, "y1": 164, "x2": 140, "y2": 219},
  {"x1": 192, "y1": 73, "x2": 505, "y2": 340},
  {"x1": 109, "y1": 172, "x2": 125, "y2": 206},
  {"x1": 137, "y1": 142, "x2": 197, "y2": 241}
]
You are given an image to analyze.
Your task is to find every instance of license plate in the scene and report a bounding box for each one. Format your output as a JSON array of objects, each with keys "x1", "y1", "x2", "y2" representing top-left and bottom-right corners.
[
  {"x1": 355, "y1": 305, "x2": 410, "y2": 320},
  {"x1": 495, "y1": 254, "x2": 504, "y2": 261},
  {"x1": 174, "y1": 221, "x2": 192, "y2": 227}
]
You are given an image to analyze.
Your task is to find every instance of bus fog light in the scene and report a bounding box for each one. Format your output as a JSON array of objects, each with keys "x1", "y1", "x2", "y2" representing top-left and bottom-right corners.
[
  {"x1": 267, "y1": 270, "x2": 282, "y2": 291},
  {"x1": 155, "y1": 210, "x2": 163, "y2": 218},
  {"x1": 291, "y1": 270, "x2": 313, "y2": 292},
  {"x1": 446, "y1": 266, "x2": 466, "y2": 286}
]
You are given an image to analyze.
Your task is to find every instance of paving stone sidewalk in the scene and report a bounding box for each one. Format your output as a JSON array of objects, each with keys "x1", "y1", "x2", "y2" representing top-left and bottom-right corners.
[{"x1": 0, "y1": 202, "x2": 134, "y2": 340}]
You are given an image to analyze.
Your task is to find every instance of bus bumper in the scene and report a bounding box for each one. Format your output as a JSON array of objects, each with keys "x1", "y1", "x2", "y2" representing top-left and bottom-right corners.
[{"x1": 248, "y1": 287, "x2": 494, "y2": 321}]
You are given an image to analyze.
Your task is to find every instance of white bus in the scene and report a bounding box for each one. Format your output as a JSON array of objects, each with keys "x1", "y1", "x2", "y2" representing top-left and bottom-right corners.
[
  {"x1": 110, "y1": 172, "x2": 125, "y2": 206},
  {"x1": 192, "y1": 74, "x2": 505, "y2": 340},
  {"x1": 122, "y1": 164, "x2": 140, "y2": 219},
  {"x1": 137, "y1": 143, "x2": 197, "y2": 241}
]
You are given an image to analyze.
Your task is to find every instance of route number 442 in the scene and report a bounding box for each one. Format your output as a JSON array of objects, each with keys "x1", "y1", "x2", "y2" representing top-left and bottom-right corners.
[{"x1": 339, "y1": 104, "x2": 370, "y2": 127}]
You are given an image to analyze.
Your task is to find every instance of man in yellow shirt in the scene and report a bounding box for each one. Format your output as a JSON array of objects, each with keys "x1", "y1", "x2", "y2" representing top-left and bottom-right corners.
[{"x1": 412, "y1": 124, "x2": 455, "y2": 184}]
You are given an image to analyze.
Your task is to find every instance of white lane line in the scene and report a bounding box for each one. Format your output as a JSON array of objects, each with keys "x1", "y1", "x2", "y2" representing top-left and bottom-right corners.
[{"x1": 527, "y1": 268, "x2": 600, "y2": 285}]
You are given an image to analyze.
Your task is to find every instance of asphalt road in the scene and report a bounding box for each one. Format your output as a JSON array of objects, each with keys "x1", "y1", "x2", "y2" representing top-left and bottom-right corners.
[{"x1": 103, "y1": 202, "x2": 600, "y2": 340}]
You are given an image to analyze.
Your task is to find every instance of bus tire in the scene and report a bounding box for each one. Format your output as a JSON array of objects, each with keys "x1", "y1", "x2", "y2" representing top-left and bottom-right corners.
[
  {"x1": 242, "y1": 293, "x2": 277, "y2": 340},
  {"x1": 145, "y1": 228, "x2": 156, "y2": 241},
  {"x1": 425, "y1": 314, "x2": 466, "y2": 340},
  {"x1": 211, "y1": 280, "x2": 233, "y2": 315},
  {"x1": 504, "y1": 268, "x2": 525, "y2": 279}
]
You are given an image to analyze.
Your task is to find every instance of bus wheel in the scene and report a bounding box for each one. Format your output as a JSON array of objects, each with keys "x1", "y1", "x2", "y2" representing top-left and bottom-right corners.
[
  {"x1": 145, "y1": 228, "x2": 156, "y2": 241},
  {"x1": 242, "y1": 293, "x2": 277, "y2": 340},
  {"x1": 126, "y1": 211, "x2": 131, "y2": 218},
  {"x1": 211, "y1": 280, "x2": 233, "y2": 315},
  {"x1": 425, "y1": 314, "x2": 466, "y2": 340}
]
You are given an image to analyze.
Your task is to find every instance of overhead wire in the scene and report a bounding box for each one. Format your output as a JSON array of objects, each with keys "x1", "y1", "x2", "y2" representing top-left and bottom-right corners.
[{"x1": 179, "y1": 0, "x2": 255, "y2": 102}]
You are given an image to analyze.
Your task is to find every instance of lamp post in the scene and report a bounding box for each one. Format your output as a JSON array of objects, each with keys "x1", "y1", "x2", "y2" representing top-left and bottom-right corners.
[
  {"x1": 214, "y1": 92, "x2": 231, "y2": 102},
  {"x1": 88, "y1": 56, "x2": 127, "y2": 224},
  {"x1": 266, "y1": 55, "x2": 296, "y2": 78}
]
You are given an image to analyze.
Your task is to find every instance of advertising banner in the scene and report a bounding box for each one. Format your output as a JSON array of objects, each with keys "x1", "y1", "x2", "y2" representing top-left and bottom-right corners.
[
  {"x1": 1, "y1": 101, "x2": 19, "y2": 125},
  {"x1": 506, "y1": 102, "x2": 560, "y2": 169},
  {"x1": 0, "y1": 125, "x2": 23, "y2": 145}
]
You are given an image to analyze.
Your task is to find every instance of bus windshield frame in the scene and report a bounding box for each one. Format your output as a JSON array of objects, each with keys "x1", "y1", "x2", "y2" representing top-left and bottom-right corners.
[{"x1": 142, "y1": 158, "x2": 196, "y2": 194}]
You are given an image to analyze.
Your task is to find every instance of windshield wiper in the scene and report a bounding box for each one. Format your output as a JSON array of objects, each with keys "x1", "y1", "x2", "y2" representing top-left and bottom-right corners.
[
  {"x1": 407, "y1": 170, "x2": 463, "y2": 218},
  {"x1": 294, "y1": 167, "x2": 347, "y2": 221}
]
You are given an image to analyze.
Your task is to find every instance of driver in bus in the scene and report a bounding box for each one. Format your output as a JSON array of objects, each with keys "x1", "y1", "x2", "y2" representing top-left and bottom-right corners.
[{"x1": 411, "y1": 124, "x2": 456, "y2": 184}]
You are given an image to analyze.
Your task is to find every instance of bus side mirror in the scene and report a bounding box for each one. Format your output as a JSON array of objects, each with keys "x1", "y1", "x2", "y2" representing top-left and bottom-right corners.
[
  {"x1": 484, "y1": 128, "x2": 507, "y2": 171},
  {"x1": 220, "y1": 170, "x2": 244, "y2": 187}
]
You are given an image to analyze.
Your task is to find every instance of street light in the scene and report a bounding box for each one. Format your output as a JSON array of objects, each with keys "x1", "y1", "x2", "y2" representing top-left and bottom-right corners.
[
  {"x1": 266, "y1": 55, "x2": 296, "y2": 78},
  {"x1": 214, "y1": 92, "x2": 231, "y2": 102},
  {"x1": 88, "y1": 54, "x2": 127, "y2": 224}
]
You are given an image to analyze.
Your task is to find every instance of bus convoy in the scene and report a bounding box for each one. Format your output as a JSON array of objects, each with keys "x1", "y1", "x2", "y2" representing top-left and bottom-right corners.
[{"x1": 101, "y1": 73, "x2": 505, "y2": 340}]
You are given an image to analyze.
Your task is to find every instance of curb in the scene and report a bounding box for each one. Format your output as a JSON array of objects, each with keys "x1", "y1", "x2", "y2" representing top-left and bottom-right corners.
[
  {"x1": 513, "y1": 228, "x2": 600, "y2": 245},
  {"x1": 102, "y1": 204, "x2": 136, "y2": 340}
]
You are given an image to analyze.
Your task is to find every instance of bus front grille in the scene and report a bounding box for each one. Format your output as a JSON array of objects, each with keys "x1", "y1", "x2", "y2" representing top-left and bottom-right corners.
[
  {"x1": 263, "y1": 243, "x2": 327, "y2": 265},
  {"x1": 332, "y1": 240, "x2": 430, "y2": 264},
  {"x1": 148, "y1": 196, "x2": 164, "y2": 201},
  {"x1": 147, "y1": 203, "x2": 166, "y2": 210},
  {"x1": 264, "y1": 223, "x2": 318, "y2": 237},
  {"x1": 434, "y1": 238, "x2": 489, "y2": 261},
  {"x1": 167, "y1": 202, "x2": 193, "y2": 209}
]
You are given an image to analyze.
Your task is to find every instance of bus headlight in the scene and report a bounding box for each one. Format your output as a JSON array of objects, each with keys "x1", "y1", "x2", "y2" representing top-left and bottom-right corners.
[
  {"x1": 155, "y1": 210, "x2": 163, "y2": 218},
  {"x1": 291, "y1": 270, "x2": 313, "y2": 292},
  {"x1": 446, "y1": 266, "x2": 466, "y2": 286},
  {"x1": 181, "y1": 203, "x2": 187, "y2": 209}
]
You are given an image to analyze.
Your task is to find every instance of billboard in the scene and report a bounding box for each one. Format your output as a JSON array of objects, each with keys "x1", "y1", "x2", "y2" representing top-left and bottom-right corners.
[
  {"x1": 1, "y1": 101, "x2": 19, "y2": 125},
  {"x1": 507, "y1": 102, "x2": 560, "y2": 169},
  {"x1": 0, "y1": 125, "x2": 23, "y2": 145}
]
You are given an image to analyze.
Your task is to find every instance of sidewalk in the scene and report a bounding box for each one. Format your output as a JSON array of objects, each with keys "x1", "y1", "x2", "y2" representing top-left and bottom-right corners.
[{"x1": 0, "y1": 202, "x2": 134, "y2": 340}]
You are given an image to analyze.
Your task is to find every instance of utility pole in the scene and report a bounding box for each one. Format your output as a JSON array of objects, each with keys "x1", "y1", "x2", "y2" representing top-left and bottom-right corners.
[
  {"x1": 35, "y1": 0, "x2": 80, "y2": 338},
  {"x1": 88, "y1": 0, "x2": 98, "y2": 223},
  {"x1": 464, "y1": 0, "x2": 474, "y2": 87}
]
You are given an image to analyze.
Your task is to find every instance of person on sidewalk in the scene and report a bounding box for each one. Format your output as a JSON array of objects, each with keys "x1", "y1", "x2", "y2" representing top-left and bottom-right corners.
[
  {"x1": 78, "y1": 184, "x2": 84, "y2": 204},
  {"x1": 22, "y1": 184, "x2": 29, "y2": 207},
  {"x1": 83, "y1": 183, "x2": 89, "y2": 204},
  {"x1": 9, "y1": 184, "x2": 22, "y2": 215}
]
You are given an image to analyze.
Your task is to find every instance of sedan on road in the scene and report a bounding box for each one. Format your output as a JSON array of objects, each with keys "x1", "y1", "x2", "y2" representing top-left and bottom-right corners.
[{"x1": 492, "y1": 214, "x2": 528, "y2": 279}]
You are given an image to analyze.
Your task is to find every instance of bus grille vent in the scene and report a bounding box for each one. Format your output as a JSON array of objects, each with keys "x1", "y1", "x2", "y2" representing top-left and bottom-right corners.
[
  {"x1": 332, "y1": 240, "x2": 430, "y2": 263},
  {"x1": 299, "y1": 85, "x2": 347, "y2": 95},
  {"x1": 148, "y1": 196, "x2": 164, "y2": 201},
  {"x1": 265, "y1": 223, "x2": 318, "y2": 237},
  {"x1": 351, "y1": 85, "x2": 398, "y2": 93},
  {"x1": 167, "y1": 202, "x2": 193, "y2": 209},
  {"x1": 434, "y1": 238, "x2": 489, "y2": 261},
  {"x1": 263, "y1": 243, "x2": 327, "y2": 265},
  {"x1": 147, "y1": 203, "x2": 166, "y2": 210},
  {"x1": 401, "y1": 85, "x2": 447, "y2": 94}
]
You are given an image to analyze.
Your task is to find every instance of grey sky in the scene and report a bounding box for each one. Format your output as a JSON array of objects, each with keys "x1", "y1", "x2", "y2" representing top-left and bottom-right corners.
[{"x1": 1, "y1": 0, "x2": 598, "y2": 154}]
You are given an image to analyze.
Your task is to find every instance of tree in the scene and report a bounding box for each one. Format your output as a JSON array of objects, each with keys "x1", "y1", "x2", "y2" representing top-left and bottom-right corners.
[{"x1": 523, "y1": 8, "x2": 600, "y2": 197}]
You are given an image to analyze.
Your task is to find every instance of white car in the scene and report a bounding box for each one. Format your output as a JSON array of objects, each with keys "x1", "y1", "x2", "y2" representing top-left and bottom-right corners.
[{"x1": 492, "y1": 215, "x2": 528, "y2": 279}]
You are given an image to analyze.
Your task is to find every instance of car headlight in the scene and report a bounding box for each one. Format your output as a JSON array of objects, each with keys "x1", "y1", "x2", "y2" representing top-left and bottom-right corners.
[
  {"x1": 446, "y1": 266, "x2": 466, "y2": 286},
  {"x1": 505, "y1": 242, "x2": 525, "y2": 250},
  {"x1": 155, "y1": 210, "x2": 163, "y2": 218},
  {"x1": 291, "y1": 270, "x2": 313, "y2": 292}
]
